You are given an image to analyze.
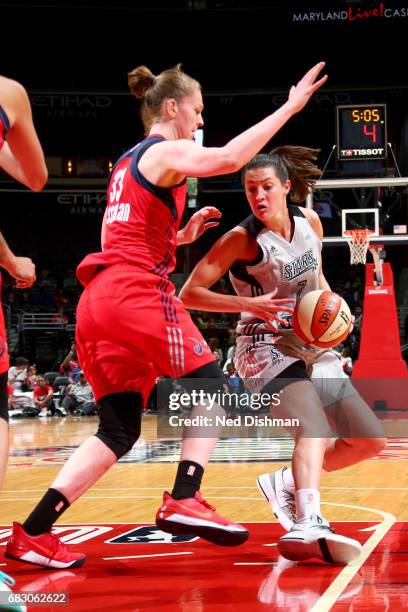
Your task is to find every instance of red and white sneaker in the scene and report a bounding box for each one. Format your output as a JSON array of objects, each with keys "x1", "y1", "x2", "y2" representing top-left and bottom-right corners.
[
  {"x1": 156, "y1": 491, "x2": 249, "y2": 546},
  {"x1": 5, "y1": 522, "x2": 86, "y2": 569}
]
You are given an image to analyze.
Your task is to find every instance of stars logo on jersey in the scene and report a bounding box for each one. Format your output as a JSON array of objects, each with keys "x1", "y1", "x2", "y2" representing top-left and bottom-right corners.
[
  {"x1": 105, "y1": 526, "x2": 198, "y2": 544},
  {"x1": 269, "y1": 347, "x2": 284, "y2": 367},
  {"x1": 284, "y1": 249, "x2": 318, "y2": 281}
]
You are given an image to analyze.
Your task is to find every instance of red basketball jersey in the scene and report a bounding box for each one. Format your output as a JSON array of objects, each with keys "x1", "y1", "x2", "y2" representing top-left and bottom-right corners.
[{"x1": 77, "y1": 136, "x2": 187, "y2": 286}]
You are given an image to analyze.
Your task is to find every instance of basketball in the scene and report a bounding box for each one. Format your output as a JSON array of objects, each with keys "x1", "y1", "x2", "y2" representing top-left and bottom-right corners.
[{"x1": 292, "y1": 290, "x2": 352, "y2": 349}]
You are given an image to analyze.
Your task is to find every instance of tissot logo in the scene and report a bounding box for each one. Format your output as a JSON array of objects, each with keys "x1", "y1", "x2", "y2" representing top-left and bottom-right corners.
[
  {"x1": 105, "y1": 526, "x2": 198, "y2": 544},
  {"x1": 340, "y1": 148, "x2": 384, "y2": 157}
]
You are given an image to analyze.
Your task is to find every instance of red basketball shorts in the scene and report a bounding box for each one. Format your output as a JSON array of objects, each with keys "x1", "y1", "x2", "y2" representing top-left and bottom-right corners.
[{"x1": 76, "y1": 265, "x2": 215, "y2": 404}]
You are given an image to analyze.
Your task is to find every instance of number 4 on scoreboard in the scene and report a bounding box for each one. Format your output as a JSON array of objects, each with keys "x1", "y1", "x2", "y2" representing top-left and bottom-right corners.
[{"x1": 363, "y1": 123, "x2": 377, "y2": 143}]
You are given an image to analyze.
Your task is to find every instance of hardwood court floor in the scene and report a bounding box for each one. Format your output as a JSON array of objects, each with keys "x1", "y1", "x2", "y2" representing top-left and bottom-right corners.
[{"x1": 2, "y1": 415, "x2": 408, "y2": 610}]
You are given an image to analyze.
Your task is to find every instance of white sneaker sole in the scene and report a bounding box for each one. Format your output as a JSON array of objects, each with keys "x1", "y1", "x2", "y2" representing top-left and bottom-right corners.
[
  {"x1": 278, "y1": 532, "x2": 362, "y2": 564},
  {"x1": 257, "y1": 473, "x2": 294, "y2": 532}
]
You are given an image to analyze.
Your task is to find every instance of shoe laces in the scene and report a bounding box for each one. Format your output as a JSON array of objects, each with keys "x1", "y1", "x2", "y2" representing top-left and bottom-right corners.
[
  {"x1": 46, "y1": 532, "x2": 65, "y2": 563},
  {"x1": 281, "y1": 488, "x2": 296, "y2": 518},
  {"x1": 295, "y1": 515, "x2": 334, "y2": 533},
  {"x1": 195, "y1": 492, "x2": 216, "y2": 512},
  {"x1": 311, "y1": 523, "x2": 334, "y2": 534}
]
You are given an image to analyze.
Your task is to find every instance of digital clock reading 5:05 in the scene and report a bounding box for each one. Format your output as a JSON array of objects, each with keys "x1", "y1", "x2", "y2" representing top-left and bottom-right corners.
[{"x1": 336, "y1": 104, "x2": 387, "y2": 160}]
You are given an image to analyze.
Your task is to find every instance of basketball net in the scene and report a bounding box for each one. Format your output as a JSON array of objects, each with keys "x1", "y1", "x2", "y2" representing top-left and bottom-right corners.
[{"x1": 343, "y1": 229, "x2": 374, "y2": 265}]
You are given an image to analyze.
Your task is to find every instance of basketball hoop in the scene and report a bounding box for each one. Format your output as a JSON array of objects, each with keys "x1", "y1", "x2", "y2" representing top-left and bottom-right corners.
[{"x1": 344, "y1": 229, "x2": 374, "y2": 264}]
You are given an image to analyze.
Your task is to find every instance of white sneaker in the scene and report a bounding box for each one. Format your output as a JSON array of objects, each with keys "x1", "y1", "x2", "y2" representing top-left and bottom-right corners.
[
  {"x1": 278, "y1": 513, "x2": 362, "y2": 564},
  {"x1": 257, "y1": 467, "x2": 296, "y2": 531}
]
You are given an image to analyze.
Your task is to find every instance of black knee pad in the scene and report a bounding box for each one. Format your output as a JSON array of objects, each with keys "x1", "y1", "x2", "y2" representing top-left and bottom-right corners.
[
  {"x1": 181, "y1": 361, "x2": 226, "y2": 396},
  {"x1": 95, "y1": 392, "x2": 142, "y2": 459},
  {"x1": 0, "y1": 371, "x2": 9, "y2": 423}
]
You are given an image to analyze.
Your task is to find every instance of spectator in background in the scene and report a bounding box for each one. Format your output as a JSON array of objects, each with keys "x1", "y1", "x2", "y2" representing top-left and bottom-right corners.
[
  {"x1": 212, "y1": 351, "x2": 222, "y2": 367},
  {"x1": 225, "y1": 331, "x2": 238, "y2": 362},
  {"x1": 225, "y1": 362, "x2": 240, "y2": 392},
  {"x1": 15, "y1": 288, "x2": 35, "y2": 310},
  {"x1": 25, "y1": 365, "x2": 38, "y2": 390},
  {"x1": 223, "y1": 345, "x2": 237, "y2": 373},
  {"x1": 353, "y1": 304, "x2": 363, "y2": 330},
  {"x1": 62, "y1": 268, "x2": 79, "y2": 298},
  {"x1": 8, "y1": 357, "x2": 29, "y2": 391},
  {"x1": 59, "y1": 343, "x2": 79, "y2": 377},
  {"x1": 63, "y1": 268, "x2": 79, "y2": 290},
  {"x1": 61, "y1": 372, "x2": 96, "y2": 416},
  {"x1": 208, "y1": 337, "x2": 223, "y2": 363},
  {"x1": 35, "y1": 285, "x2": 54, "y2": 310},
  {"x1": 340, "y1": 348, "x2": 353, "y2": 376},
  {"x1": 7, "y1": 383, "x2": 13, "y2": 410},
  {"x1": 53, "y1": 289, "x2": 71, "y2": 310},
  {"x1": 52, "y1": 305, "x2": 69, "y2": 325},
  {"x1": 37, "y1": 269, "x2": 56, "y2": 290},
  {"x1": 33, "y1": 376, "x2": 55, "y2": 417}
]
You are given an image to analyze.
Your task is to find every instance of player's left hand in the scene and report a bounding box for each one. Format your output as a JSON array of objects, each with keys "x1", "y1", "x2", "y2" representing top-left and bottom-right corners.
[
  {"x1": 178, "y1": 206, "x2": 222, "y2": 245},
  {"x1": 8, "y1": 256, "x2": 36, "y2": 288}
]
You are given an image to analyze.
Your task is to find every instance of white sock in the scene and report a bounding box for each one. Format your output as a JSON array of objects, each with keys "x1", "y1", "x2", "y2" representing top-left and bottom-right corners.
[
  {"x1": 295, "y1": 488, "x2": 321, "y2": 520},
  {"x1": 282, "y1": 467, "x2": 295, "y2": 491}
]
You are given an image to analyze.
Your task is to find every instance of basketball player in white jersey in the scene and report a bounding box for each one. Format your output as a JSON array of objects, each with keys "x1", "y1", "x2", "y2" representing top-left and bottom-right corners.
[{"x1": 178, "y1": 146, "x2": 386, "y2": 564}]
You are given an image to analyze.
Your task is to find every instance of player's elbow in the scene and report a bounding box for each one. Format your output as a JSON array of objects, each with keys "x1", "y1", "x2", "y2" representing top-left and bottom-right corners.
[
  {"x1": 179, "y1": 284, "x2": 200, "y2": 308},
  {"x1": 213, "y1": 150, "x2": 241, "y2": 175},
  {"x1": 28, "y1": 167, "x2": 48, "y2": 191},
  {"x1": 179, "y1": 284, "x2": 191, "y2": 305}
]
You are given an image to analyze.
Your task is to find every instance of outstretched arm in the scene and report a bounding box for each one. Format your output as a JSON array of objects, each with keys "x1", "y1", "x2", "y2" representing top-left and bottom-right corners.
[
  {"x1": 146, "y1": 62, "x2": 328, "y2": 181},
  {"x1": 0, "y1": 76, "x2": 47, "y2": 191}
]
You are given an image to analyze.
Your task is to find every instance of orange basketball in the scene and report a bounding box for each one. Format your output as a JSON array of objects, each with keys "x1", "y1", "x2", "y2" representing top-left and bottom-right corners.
[{"x1": 292, "y1": 290, "x2": 352, "y2": 349}]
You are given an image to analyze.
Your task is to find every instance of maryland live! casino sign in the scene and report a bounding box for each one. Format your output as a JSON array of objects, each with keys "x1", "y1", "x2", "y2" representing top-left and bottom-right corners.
[{"x1": 291, "y1": 3, "x2": 408, "y2": 23}]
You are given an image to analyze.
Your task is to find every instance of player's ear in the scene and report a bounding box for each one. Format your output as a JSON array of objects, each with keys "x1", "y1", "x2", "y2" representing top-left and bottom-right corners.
[
  {"x1": 165, "y1": 98, "x2": 178, "y2": 118},
  {"x1": 284, "y1": 179, "x2": 291, "y2": 196}
]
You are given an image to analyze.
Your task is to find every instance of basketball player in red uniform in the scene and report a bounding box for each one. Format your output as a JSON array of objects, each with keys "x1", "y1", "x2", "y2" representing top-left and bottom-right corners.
[
  {"x1": 176, "y1": 147, "x2": 386, "y2": 563},
  {"x1": 0, "y1": 75, "x2": 47, "y2": 599},
  {"x1": 6, "y1": 62, "x2": 327, "y2": 568}
]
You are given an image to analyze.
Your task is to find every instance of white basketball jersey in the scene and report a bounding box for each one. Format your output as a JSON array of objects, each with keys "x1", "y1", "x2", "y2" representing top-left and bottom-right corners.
[{"x1": 229, "y1": 206, "x2": 322, "y2": 335}]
